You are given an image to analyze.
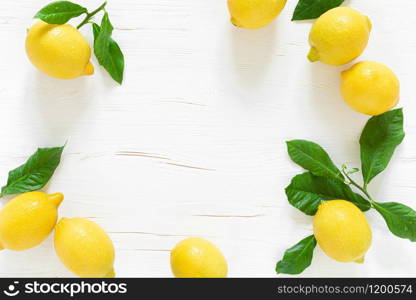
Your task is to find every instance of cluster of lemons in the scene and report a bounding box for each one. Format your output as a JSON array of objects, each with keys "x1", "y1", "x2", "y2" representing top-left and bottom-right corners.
[
  {"x1": 230, "y1": 0, "x2": 399, "y2": 116},
  {"x1": 229, "y1": 1, "x2": 400, "y2": 265},
  {"x1": 0, "y1": 192, "x2": 115, "y2": 277},
  {"x1": 26, "y1": 1, "x2": 399, "y2": 117},
  {"x1": 0, "y1": 191, "x2": 227, "y2": 278},
  {"x1": 303, "y1": 5, "x2": 398, "y2": 263},
  {"x1": 13, "y1": 0, "x2": 400, "y2": 277}
]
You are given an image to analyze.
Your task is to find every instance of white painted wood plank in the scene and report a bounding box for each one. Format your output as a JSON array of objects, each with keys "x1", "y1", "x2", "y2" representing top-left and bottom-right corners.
[{"x1": 0, "y1": 0, "x2": 414, "y2": 277}]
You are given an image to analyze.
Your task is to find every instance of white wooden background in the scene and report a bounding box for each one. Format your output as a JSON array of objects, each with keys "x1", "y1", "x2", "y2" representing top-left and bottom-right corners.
[{"x1": 0, "y1": 0, "x2": 415, "y2": 277}]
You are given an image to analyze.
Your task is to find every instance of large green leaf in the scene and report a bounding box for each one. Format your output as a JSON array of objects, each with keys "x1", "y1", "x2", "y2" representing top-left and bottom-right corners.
[
  {"x1": 34, "y1": 1, "x2": 87, "y2": 24},
  {"x1": 292, "y1": 0, "x2": 344, "y2": 21},
  {"x1": 1, "y1": 146, "x2": 65, "y2": 196},
  {"x1": 93, "y1": 14, "x2": 125, "y2": 84},
  {"x1": 373, "y1": 202, "x2": 416, "y2": 242},
  {"x1": 287, "y1": 140, "x2": 343, "y2": 182},
  {"x1": 360, "y1": 109, "x2": 405, "y2": 185},
  {"x1": 276, "y1": 235, "x2": 316, "y2": 275},
  {"x1": 285, "y1": 172, "x2": 371, "y2": 215}
]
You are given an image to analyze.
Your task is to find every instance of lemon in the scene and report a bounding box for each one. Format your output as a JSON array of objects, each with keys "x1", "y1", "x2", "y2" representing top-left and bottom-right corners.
[
  {"x1": 26, "y1": 21, "x2": 94, "y2": 79},
  {"x1": 341, "y1": 61, "x2": 400, "y2": 115},
  {"x1": 54, "y1": 217, "x2": 115, "y2": 278},
  {"x1": 170, "y1": 237, "x2": 228, "y2": 278},
  {"x1": 313, "y1": 200, "x2": 372, "y2": 263},
  {"x1": 0, "y1": 192, "x2": 63, "y2": 251},
  {"x1": 228, "y1": 0, "x2": 287, "y2": 30},
  {"x1": 308, "y1": 7, "x2": 372, "y2": 66}
]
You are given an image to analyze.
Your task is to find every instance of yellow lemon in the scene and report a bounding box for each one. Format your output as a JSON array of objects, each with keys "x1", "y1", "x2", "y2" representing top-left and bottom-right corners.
[
  {"x1": 170, "y1": 237, "x2": 228, "y2": 278},
  {"x1": 26, "y1": 21, "x2": 94, "y2": 79},
  {"x1": 308, "y1": 7, "x2": 372, "y2": 66},
  {"x1": 228, "y1": 0, "x2": 287, "y2": 30},
  {"x1": 341, "y1": 61, "x2": 400, "y2": 115},
  {"x1": 0, "y1": 192, "x2": 63, "y2": 251},
  {"x1": 54, "y1": 217, "x2": 115, "y2": 278},
  {"x1": 313, "y1": 200, "x2": 372, "y2": 263}
]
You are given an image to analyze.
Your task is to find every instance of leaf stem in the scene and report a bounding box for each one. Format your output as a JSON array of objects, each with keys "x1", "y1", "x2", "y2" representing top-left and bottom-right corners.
[
  {"x1": 77, "y1": 1, "x2": 107, "y2": 29},
  {"x1": 342, "y1": 166, "x2": 374, "y2": 203}
]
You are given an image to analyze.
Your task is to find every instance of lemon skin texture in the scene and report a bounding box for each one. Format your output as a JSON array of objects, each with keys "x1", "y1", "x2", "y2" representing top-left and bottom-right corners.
[
  {"x1": 341, "y1": 61, "x2": 400, "y2": 115},
  {"x1": 170, "y1": 237, "x2": 228, "y2": 278},
  {"x1": 0, "y1": 192, "x2": 64, "y2": 251},
  {"x1": 26, "y1": 21, "x2": 94, "y2": 79},
  {"x1": 308, "y1": 7, "x2": 372, "y2": 66},
  {"x1": 54, "y1": 218, "x2": 115, "y2": 278},
  {"x1": 313, "y1": 200, "x2": 372, "y2": 263},
  {"x1": 228, "y1": 0, "x2": 287, "y2": 30}
]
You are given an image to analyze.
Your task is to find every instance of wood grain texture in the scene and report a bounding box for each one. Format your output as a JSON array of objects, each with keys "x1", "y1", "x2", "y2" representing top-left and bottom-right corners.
[{"x1": 0, "y1": 0, "x2": 415, "y2": 277}]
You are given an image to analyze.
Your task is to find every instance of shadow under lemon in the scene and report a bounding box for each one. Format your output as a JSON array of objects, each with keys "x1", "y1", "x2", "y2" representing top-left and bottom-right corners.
[
  {"x1": 22, "y1": 70, "x2": 93, "y2": 142},
  {"x1": 306, "y1": 61, "x2": 368, "y2": 146},
  {"x1": 230, "y1": 22, "x2": 277, "y2": 88}
]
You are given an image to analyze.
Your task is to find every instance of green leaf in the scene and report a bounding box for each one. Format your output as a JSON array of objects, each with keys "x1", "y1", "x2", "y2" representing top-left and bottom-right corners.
[
  {"x1": 373, "y1": 202, "x2": 416, "y2": 242},
  {"x1": 276, "y1": 235, "x2": 316, "y2": 275},
  {"x1": 286, "y1": 172, "x2": 371, "y2": 215},
  {"x1": 92, "y1": 22, "x2": 101, "y2": 40},
  {"x1": 1, "y1": 146, "x2": 65, "y2": 196},
  {"x1": 287, "y1": 140, "x2": 343, "y2": 182},
  {"x1": 292, "y1": 0, "x2": 344, "y2": 21},
  {"x1": 93, "y1": 14, "x2": 125, "y2": 84},
  {"x1": 34, "y1": 1, "x2": 87, "y2": 24},
  {"x1": 360, "y1": 109, "x2": 405, "y2": 185}
]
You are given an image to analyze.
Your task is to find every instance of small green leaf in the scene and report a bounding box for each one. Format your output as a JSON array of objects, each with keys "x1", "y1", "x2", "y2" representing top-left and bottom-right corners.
[
  {"x1": 373, "y1": 202, "x2": 416, "y2": 242},
  {"x1": 94, "y1": 13, "x2": 125, "y2": 84},
  {"x1": 1, "y1": 146, "x2": 65, "y2": 196},
  {"x1": 92, "y1": 22, "x2": 101, "y2": 40},
  {"x1": 360, "y1": 109, "x2": 405, "y2": 185},
  {"x1": 286, "y1": 172, "x2": 371, "y2": 215},
  {"x1": 292, "y1": 0, "x2": 344, "y2": 21},
  {"x1": 287, "y1": 140, "x2": 343, "y2": 182},
  {"x1": 276, "y1": 235, "x2": 316, "y2": 275},
  {"x1": 34, "y1": 1, "x2": 87, "y2": 24}
]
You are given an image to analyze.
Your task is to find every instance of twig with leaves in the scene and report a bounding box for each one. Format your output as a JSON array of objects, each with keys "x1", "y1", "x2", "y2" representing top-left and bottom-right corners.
[
  {"x1": 34, "y1": 1, "x2": 124, "y2": 84},
  {"x1": 276, "y1": 108, "x2": 416, "y2": 274}
]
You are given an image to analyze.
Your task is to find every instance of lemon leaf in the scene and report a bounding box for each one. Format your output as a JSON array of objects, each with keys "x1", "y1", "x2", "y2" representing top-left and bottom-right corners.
[
  {"x1": 93, "y1": 14, "x2": 125, "y2": 84},
  {"x1": 276, "y1": 235, "x2": 316, "y2": 275},
  {"x1": 34, "y1": 1, "x2": 87, "y2": 24},
  {"x1": 373, "y1": 202, "x2": 416, "y2": 242},
  {"x1": 360, "y1": 109, "x2": 405, "y2": 185},
  {"x1": 286, "y1": 172, "x2": 371, "y2": 215},
  {"x1": 292, "y1": 0, "x2": 344, "y2": 21},
  {"x1": 287, "y1": 140, "x2": 344, "y2": 182},
  {"x1": 1, "y1": 146, "x2": 65, "y2": 196},
  {"x1": 92, "y1": 22, "x2": 101, "y2": 40}
]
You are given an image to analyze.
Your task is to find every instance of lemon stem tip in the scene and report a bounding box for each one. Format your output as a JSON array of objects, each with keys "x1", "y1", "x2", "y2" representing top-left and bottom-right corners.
[
  {"x1": 104, "y1": 268, "x2": 115, "y2": 278},
  {"x1": 83, "y1": 62, "x2": 94, "y2": 76},
  {"x1": 48, "y1": 193, "x2": 64, "y2": 207},
  {"x1": 230, "y1": 17, "x2": 241, "y2": 28},
  {"x1": 307, "y1": 47, "x2": 319, "y2": 62},
  {"x1": 354, "y1": 256, "x2": 365, "y2": 264}
]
